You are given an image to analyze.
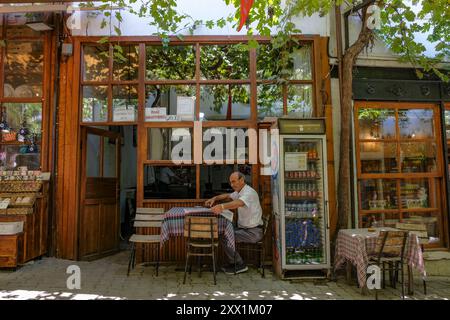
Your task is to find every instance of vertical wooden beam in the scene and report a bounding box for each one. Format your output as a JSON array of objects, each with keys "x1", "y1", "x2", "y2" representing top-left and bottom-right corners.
[
  {"x1": 319, "y1": 37, "x2": 337, "y2": 240},
  {"x1": 136, "y1": 43, "x2": 146, "y2": 206}
]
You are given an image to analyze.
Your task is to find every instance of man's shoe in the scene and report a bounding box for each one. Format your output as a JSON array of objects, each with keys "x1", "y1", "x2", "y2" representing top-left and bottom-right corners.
[
  {"x1": 223, "y1": 264, "x2": 248, "y2": 275},
  {"x1": 221, "y1": 263, "x2": 234, "y2": 273}
]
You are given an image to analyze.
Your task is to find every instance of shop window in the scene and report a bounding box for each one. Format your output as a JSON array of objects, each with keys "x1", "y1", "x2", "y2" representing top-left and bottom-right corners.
[
  {"x1": 82, "y1": 86, "x2": 108, "y2": 122},
  {"x1": 360, "y1": 142, "x2": 398, "y2": 174},
  {"x1": 143, "y1": 165, "x2": 196, "y2": 199},
  {"x1": 256, "y1": 43, "x2": 312, "y2": 80},
  {"x1": 146, "y1": 45, "x2": 195, "y2": 80},
  {"x1": 287, "y1": 84, "x2": 313, "y2": 118},
  {"x1": 257, "y1": 84, "x2": 283, "y2": 119},
  {"x1": 1, "y1": 103, "x2": 42, "y2": 143},
  {"x1": 4, "y1": 41, "x2": 43, "y2": 98},
  {"x1": 202, "y1": 127, "x2": 249, "y2": 163},
  {"x1": 356, "y1": 103, "x2": 444, "y2": 247},
  {"x1": 113, "y1": 45, "x2": 139, "y2": 81},
  {"x1": 145, "y1": 85, "x2": 196, "y2": 121},
  {"x1": 360, "y1": 179, "x2": 398, "y2": 210},
  {"x1": 200, "y1": 164, "x2": 252, "y2": 199},
  {"x1": 358, "y1": 108, "x2": 396, "y2": 139},
  {"x1": 400, "y1": 142, "x2": 437, "y2": 173},
  {"x1": 5, "y1": 13, "x2": 46, "y2": 38},
  {"x1": 83, "y1": 45, "x2": 109, "y2": 82},
  {"x1": 200, "y1": 45, "x2": 249, "y2": 80},
  {"x1": 112, "y1": 85, "x2": 138, "y2": 122},
  {"x1": 0, "y1": 145, "x2": 40, "y2": 170},
  {"x1": 147, "y1": 127, "x2": 193, "y2": 161},
  {"x1": 398, "y1": 109, "x2": 434, "y2": 139},
  {"x1": 200, "y1": 85, "x2": 250, "y2": 121}
]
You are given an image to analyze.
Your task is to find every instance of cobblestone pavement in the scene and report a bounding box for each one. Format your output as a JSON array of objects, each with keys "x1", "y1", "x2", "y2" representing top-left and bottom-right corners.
[{"x1": 1, "y1": 251, "x2": 449, "y2": 300}]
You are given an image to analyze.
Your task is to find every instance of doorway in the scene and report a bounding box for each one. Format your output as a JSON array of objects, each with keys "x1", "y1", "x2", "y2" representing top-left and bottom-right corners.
[{"x1": 78, "y1": 127, "x2": 121, "y2": 260}]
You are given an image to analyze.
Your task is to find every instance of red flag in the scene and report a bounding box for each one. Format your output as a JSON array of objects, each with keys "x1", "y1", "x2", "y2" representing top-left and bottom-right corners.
[{"x1": 237, "y1": 0, "x2": 254, "y2": 32}]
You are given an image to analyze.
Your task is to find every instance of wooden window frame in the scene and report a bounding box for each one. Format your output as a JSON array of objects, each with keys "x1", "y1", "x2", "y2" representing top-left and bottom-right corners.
[
  {"x1": 76, "y1": 35, "x2": 322, "y2": 206},
  {"x1": 0, "y1": 18, "x2": 51, "y2": 172},
  {"x1": 355, "y1": 101, "x2": 446, "y2": 248}
]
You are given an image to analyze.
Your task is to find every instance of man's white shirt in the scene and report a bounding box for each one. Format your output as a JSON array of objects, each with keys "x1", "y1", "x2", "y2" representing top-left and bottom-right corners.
[{"x1": 230, "y1": 184, "x2": 263, "y2": 229}]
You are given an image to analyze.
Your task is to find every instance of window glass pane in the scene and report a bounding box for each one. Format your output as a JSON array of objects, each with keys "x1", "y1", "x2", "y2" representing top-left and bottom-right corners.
[
  {"x1": 146, "y1": 45, "x2": 195, "y2": 80},
  {"x1": 200, "y1": 45, "x2": 249, "y2": 80},
  {"x1": 103, "y1": 137, "x2": 116, "y2": 178},
  {"x1": 83, "y1": 45, "x2": 109, "y2": 82},
  {"x1": 360, "y1": 142, "x2": 398, "y2": 174},
  {"x1": 82, "y1": 86, "x2": 108, "y2": 122},
  {"x1": 400, "y1": 179, "x2": 435, "y2": 209},
  {"x1": 358, "y1": 108, "x2": 396, "y2": 139},
  {"x1": 4, "y1": 41, "x2": 43, "y2": 98},
  {"x1": 257, "y1": 84, "x2": 283, "y2": 119},
  {"x1": 200, "y1": 164, "x2": 252, "y2": 199},
  {"x1": 145, "y1": 85, "x2": 196, "y2": 121},
  {"x1": 86, "y1": 134, "x2": 101, "y2": 177},
  {"x1": 287, "y1": 85, "x2": 313, "y2": 118},
  {"x1": 445, "y1": 110, "x2": 450, "y2": 137},
  {"x1": 399, "y1": 109, "x2": 434, "y2": 139},
  {"x1": 257, "y1": 43, "x2": 312, "y2": 80},
  {"x1": 0, "y1": 145, "x2": 40, "y2": 170},
  {"x1": 112, "y1": 85, "x2": 138, "y2": 122},
  {"x1": 6, "y1": 13, "x2": 46, "y2": 38},
  {"x1": 2, "y1": 103, "x2": 42, "y2": 143},
  {"x1": 360, "y1": 179, "x2": 398, "y2": 210},
  {"x1": 147, "y1": 128, "x2": 192, "y2": 161},
  {"x1": 401, "y1": 211, "x2": 440, "y2": 244},
  {"x1": 361, "y1": 212, "x2": 399, "y2": 228},
  {"x1": 400, "y1": 142, "x2": 437, "y2": 173},
  {"x1": 144, "y1": 165, "x2": 196, "y2": 199},
  {"x1": 202, "y1": 127, "x2": 249, "y2": 163},
  {"x1": 200, "y1": 85, "x2": 250, "y2": 121},
  {"x1": 113, "y1": 45, "x2": 139, "y2": 81}
]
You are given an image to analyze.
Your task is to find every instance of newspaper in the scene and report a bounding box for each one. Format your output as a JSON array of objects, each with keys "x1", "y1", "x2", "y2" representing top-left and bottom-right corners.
[
  {"x1": 220, "y1": 209, "x2": 234, "y2": 223},
  {"x1": 183, "y1": 207, "x2": 234, "y2": 222}
]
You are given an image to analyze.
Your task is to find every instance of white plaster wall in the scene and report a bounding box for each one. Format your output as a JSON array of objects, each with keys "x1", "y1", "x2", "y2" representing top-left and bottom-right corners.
[
  {"x1": 71, "y1": 0, "x2": 329, "y2": 37},
  {"x1": 327, "y1": 4, "x2": 448, "y2": 68}
]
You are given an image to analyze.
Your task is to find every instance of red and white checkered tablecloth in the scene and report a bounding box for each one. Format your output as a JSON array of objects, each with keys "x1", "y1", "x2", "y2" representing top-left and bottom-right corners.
[
  {"x1": 334, "y1": 228, "x2": 426, "y2": 288},
  {"x1": 160, "y1": 207, "x2": 235, "y2": 251}
]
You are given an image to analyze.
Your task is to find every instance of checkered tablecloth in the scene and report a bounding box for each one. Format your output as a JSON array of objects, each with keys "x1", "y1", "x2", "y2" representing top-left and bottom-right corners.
[
  {"x1": 160, "y1": 207, "x2": 235, "y2": 251},
  {"x1": 334, "y1": 228, "x2": 426, "y2": 288}
]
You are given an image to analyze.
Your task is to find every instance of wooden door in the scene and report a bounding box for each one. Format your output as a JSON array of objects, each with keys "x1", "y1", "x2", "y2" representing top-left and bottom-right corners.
[{"x1": 79, "y1": 127, "x2": 121, "y2": 260}]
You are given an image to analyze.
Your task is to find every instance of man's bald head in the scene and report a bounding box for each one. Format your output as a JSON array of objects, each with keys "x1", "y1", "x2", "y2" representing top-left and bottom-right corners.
[{"x1": 229, "y1": 171, "x2": 246, "y2": 192}]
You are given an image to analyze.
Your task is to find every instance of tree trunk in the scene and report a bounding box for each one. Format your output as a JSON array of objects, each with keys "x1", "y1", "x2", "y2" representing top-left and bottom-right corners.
[{"x1": 337, "y1": 7, "x2": 374, "y2": 232}]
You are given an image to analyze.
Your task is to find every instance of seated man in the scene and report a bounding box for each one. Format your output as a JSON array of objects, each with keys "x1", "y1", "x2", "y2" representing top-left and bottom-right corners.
[{"x1": 205, "y1": 171, "x2": 263, "y2": 274}]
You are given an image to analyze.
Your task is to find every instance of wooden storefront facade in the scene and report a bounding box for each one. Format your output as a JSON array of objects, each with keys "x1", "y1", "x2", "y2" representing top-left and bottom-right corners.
[{"x1": 55, "y1": 35, "x2": 337, "y2": 261}]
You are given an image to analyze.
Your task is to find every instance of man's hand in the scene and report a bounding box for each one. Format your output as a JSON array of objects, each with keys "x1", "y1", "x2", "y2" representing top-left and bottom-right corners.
[
  {"x1": 205, "y1": 198, "x2": 215, "y2": 208},
  {"x1": 211, "y1": 204, "x2": 223, "y2": 215}
]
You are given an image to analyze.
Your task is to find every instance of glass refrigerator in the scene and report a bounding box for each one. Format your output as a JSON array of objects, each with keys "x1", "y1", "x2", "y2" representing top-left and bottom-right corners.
[{"x1": 271, "y1": 118, "x2": 330, "y2": 278}]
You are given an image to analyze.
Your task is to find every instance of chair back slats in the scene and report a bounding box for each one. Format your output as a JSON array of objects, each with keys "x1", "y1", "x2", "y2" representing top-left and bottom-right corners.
[
  {"x1": 375, "y1": 230, "x2": 408, "y2": 259},
  {"x1": 184, "y1": 216, "x2": 218, "y2": 239},
  {"x1": 135, "y1": 214, "x2": 164, "y2": 221},
  {"x1": 136, "y1": 207, "x2": 165, "y2": 215},
  {"x1": 134, "y1": 221, "x2": 162, "y2": 228}
]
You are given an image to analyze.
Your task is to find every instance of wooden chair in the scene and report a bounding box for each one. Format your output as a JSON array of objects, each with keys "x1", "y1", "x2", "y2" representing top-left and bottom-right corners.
[
  {"x1": 183, "y1": 215, "x2": 219, "y2": 285},
  {"x1": 368, "y1": 230, "x2": 408, "y2": 300},
  {"x1": 127, "y1": 213, "x2": 164, "y2": 276},
  {"x1": 233, "y1": 214, "x2": 271, "y2": 278}
]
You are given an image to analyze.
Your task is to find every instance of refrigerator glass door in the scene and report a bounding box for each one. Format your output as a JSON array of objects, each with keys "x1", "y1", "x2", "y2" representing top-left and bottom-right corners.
[{"x1": 282, "y1": 138, "x2": 327, "y2": 266}]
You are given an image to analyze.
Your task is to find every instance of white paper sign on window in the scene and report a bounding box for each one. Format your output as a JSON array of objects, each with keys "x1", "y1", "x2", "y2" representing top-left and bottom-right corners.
[
  {"x1": 177, "y1": 96, "x2": 195, "y2": 121},
  {"x1": 113, "y1": 105, "x2": 136, "y2": 122}
]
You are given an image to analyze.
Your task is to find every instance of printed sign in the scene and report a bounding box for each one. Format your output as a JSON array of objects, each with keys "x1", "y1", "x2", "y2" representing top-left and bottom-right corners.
[{"x1": 285, "y1": 152, "x2": 307, "y2": 171}]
